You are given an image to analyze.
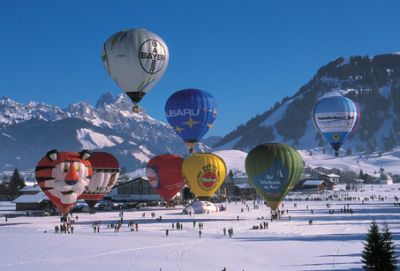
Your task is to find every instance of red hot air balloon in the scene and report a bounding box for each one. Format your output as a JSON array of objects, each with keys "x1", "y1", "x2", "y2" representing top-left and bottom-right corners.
[
  {"x1": 35, "y1": 150, "x2": 93, "y2": 215},
  {"x1": 146, "y1": 154, "x2": 185, "y2": 201},
  {"x1": 79, "y1": 152, "x2": 120, "y2": 208}
]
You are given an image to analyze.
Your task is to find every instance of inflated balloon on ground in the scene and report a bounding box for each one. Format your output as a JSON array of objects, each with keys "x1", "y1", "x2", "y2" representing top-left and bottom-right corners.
[
  {"x1": 245, "y1": 143, "x2": 303, "y2": 210},
  {"x1": 146, "y1": 154, "x2": 185, "y2": 201},
  {"x1": 182, "y1": 153, "x2": 226, "y2": 198},
  {"x1": 79, "y1": 152, "x2": 120, "y2": 208},
  {"x1": 35, "y1": 150, "x2": 93, "y2": 215}
]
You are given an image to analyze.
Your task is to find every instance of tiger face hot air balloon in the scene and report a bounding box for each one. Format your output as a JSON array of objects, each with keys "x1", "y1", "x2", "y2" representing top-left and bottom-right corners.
[
  {"x1": 79, "y1": 152, "x2": 120, "y2": 208},
  {"x1": 245, "y1": 143, "x2": 303, "y2": 211},
  {"x1": 313, "y1": 94, "x2": 359, "y2": 157},
  {"x1": 102, "y1": 28, "x2": 169, "y2": 112},
  {"x1": 146, "y1": 154, "x2": 185, "y2": 201},
  {"x1": 182, "y1": 153, "x2": 226, "y2": 199},
  {"x1": 165, "y1": 89, "x2": 218, "y2": 153},
  {"x1": 35, "y1": 150, "x2": 93, "y2": 215}
]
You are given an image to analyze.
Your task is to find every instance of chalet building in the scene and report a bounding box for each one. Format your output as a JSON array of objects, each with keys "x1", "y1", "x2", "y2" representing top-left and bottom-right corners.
[
  {"x1": 324, "y1": 173, "x2": 340, "y2": 184},
  {"x1": 216, "y1": 173, "x2": 257, "y2": 200},
  {"x1": 318, "y1": 173, "x2": 340, "y2": 184},
  {"x1": 231, "y1": 173, "x2": 249, "y2": 186},
  {"x1": 294, "y1": 179, "x2": 335, "y2": 194},
  {"x1": 12, "y1": 185, "x2": 53, "y2": 211},
  {"x1": 107, "y1": 177, "x2": 162, "y2": 202},
  {"x1": 377, "y1": 168, "x2": 393, "y2": 185}
]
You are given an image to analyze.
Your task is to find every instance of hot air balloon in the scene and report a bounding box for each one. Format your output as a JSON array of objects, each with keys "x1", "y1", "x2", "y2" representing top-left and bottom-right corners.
[
  {"x1": 313, "y1": 94, "x2": 359, "y2": 157},
  {"x1": 182, "y1": 153, "x2": 226, "y2": 200},
  {"x1": 102, "y1": 28, "x2": 169, "y2": 112},
  {"x1": 35, "y1": 150, "x2": 93, "y2": 215},
  {"x1": 146, "y1": 154, "x2": 185, "y2": 201},
  {"x1": 165, "y1": 89, "x2": 218, "y2": 153},
  {"x1": 79, "y1": 152, "x2": 120, "y2": 208},
  {"x1": 245, "y1": 143, "x2": 303, "y2": 211}
]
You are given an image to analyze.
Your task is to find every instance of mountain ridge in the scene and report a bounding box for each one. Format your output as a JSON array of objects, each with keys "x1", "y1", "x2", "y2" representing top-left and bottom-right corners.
[
  {"x1": 0, "y1": 93, "x2": 210, "y2": 172},
  {"x1": 214, "y1": 53, "x2": 400, "y2": 156}
]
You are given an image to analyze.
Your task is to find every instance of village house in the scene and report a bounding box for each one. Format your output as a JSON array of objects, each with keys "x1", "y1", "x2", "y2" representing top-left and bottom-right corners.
[
  {"x1": 107, "y1": 176, "x2": 162, "y2": 202},
  {"x1": 12, "y1": 185, "x2": 53, "y2": 212}
]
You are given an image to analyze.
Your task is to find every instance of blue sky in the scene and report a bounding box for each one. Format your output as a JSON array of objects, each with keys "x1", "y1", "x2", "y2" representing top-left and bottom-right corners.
[{"x1": 1, "y1": 0, "x2": 400, "y2": 137}]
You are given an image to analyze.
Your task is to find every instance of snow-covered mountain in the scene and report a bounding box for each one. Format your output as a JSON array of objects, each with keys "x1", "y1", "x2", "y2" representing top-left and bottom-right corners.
[
  {"x1": 214, "y1": 53, "x2": 400, "y2": 157},
  {"x1": 0, "y1": 92, "x2": 209, "y2": 172}
]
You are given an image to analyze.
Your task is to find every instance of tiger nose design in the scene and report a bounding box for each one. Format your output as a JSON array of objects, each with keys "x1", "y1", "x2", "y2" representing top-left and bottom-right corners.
[{"x1": 65, "y1": 164, "x2": 79, "y2": 185}]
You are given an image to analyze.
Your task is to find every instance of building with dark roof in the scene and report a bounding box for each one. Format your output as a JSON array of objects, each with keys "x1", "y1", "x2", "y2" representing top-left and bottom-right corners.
[
  {"x1": 293, "y1": 179, "x2": 335, "y2": 194},
  {"x1": 107, "y1": 177, "x2": 162, "y2": 202}
]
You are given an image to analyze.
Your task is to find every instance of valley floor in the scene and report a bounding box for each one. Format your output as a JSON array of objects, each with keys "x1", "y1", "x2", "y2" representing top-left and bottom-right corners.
[{"x1": 1, "y1": 184, "x2": 400, "y2": 271}]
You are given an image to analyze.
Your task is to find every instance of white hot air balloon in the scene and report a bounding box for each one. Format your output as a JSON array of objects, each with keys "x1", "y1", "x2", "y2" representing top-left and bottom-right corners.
[{"x1": 102, "y1": 28, "x2": 169, "y2": 112}]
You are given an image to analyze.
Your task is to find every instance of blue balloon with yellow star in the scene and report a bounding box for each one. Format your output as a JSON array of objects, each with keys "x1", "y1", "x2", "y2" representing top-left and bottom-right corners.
[{"x1": 165, "y1": 89, "x2": 218, "y2": 153}]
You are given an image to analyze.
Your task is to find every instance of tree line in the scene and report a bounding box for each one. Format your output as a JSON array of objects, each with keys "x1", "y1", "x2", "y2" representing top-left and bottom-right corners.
[{"x1": 0, "y1": 168, "x2": 25, "y2": 200}]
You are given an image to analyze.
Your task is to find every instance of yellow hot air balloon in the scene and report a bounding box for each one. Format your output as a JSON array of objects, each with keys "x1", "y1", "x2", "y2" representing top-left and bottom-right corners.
[{"x1": 182, "y1": 153, "x2": 227, "y2": 199}]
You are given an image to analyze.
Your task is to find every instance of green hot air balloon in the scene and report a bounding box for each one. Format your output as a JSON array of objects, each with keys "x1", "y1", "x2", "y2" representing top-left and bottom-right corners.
[{"x1": 245, "y1": 143, "x2": 303, "y2": 211}]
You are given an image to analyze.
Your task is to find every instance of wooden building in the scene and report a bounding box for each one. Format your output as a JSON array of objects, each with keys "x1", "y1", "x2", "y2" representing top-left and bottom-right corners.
[
  {"x1": 12, "y1": 185, "x2": 53, "y2": 211},
  {"x1": 293, "y1": 179, "x2": 335, "y2": 194},
  {"x1": 107, "y1": 177, "x2": 162, "y2": 202}
]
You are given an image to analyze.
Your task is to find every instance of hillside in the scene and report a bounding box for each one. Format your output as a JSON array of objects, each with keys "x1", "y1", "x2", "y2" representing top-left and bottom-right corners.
[{"x1": 214, "y1": 53, "x2": 400, "y2": 156}]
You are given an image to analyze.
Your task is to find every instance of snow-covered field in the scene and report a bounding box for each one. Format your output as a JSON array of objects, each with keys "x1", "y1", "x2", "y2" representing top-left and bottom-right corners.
[
  {"x1": 301, "y1": 149, "x2": 400, "y2": 176},
  {"x1": 1, "y1": 185, "x2": 400, "y2": 271}
]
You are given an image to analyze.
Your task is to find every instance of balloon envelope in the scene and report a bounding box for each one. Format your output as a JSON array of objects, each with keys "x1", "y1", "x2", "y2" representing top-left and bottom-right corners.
[
  {"x1": 35, "y1": 150, "x2": 93, "y2": 214},
  {"x1": 102, "y1": 28, "x2": 169, "y2": 106},
  {"x1": 79, "y1": 152, "x2": 120, "y2": 208},
  {"x1": 146, "y1": 154, "x2": 185, "y2": 201},
  {"x1": 313, "y1": 95, "x2": 359, "y2": 156},
  {"x1": 182, "y1": 153, "x2": 226, "y2": 198},
  {"x1": 165, "y1": 89, "x2": 218, "y2": 150},
  {"x1": 245, "y1": 143, "x2": 303, "y2": 210}
]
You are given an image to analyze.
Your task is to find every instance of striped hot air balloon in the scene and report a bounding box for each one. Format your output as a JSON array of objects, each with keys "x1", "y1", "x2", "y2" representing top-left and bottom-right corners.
[
  {"x1": 245, "y1": 143, "x2": 303, "y2": 211},
  {"x1": 79, "y1": 152, "x2": 120, "y2": 208}
]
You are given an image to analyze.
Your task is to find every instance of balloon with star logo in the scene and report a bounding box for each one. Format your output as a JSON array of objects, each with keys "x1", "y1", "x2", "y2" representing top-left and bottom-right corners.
[
  {"x1": 102, "y1": 28, "x2": 169, "y2": 112},
  {"x1": 245, "y1": 143, "x2": 303, "y2": 211},
  {"x1": 146, "y1": 154, "x2": 185, "y2": 201},
  {"x1": 165, "y1": 89, "x2": 218, "y2": 153},
  {"x1": 182, "y1": 153, "x2": 227, "y2": 199},
  {"x1": 313, "y1": 94, "x2": 359, "y2": 157}
]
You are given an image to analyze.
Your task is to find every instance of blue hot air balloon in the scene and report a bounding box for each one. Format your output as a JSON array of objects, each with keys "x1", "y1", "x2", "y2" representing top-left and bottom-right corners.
[
  {"x1": 165, "y1": 89, "x2": 218, "y2": 153},
  {"x1": 313, "y1": 94, "x2": 359, "y2": 157}
]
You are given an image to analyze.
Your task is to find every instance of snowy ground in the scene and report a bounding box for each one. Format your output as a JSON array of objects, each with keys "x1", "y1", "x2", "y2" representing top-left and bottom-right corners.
[
  {"x1": 301, "y1": 148, "x2": 400, "y2": 176},
  {"x1": 1, "y1": 185, "x2": 400, "y2": 271}
]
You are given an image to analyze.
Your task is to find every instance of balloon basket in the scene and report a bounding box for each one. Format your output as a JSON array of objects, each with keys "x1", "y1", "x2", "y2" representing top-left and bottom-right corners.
[{"x1": 132, "y1": 105, "x2": 141, "y2": 113}]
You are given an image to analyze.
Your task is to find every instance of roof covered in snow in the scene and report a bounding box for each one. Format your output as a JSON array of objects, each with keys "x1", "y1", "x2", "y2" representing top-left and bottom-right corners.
[
  {"x1": 326, "y1": 174, "x2": 340, "y2": 178},
  {"x1": 12, "y1": 191, "x2": 48, "y2": 204},
  {"x1": 303, "y1": 180, "x2": 325, "y2": 186},
  {"x1": 19, "y1": 185, "x2": 41, "y2": 193}
]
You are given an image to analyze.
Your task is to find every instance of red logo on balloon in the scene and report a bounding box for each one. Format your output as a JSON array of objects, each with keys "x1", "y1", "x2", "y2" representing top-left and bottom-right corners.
[{"x1": 200, "y1": 171, "x2": 217, "y2": 188}]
